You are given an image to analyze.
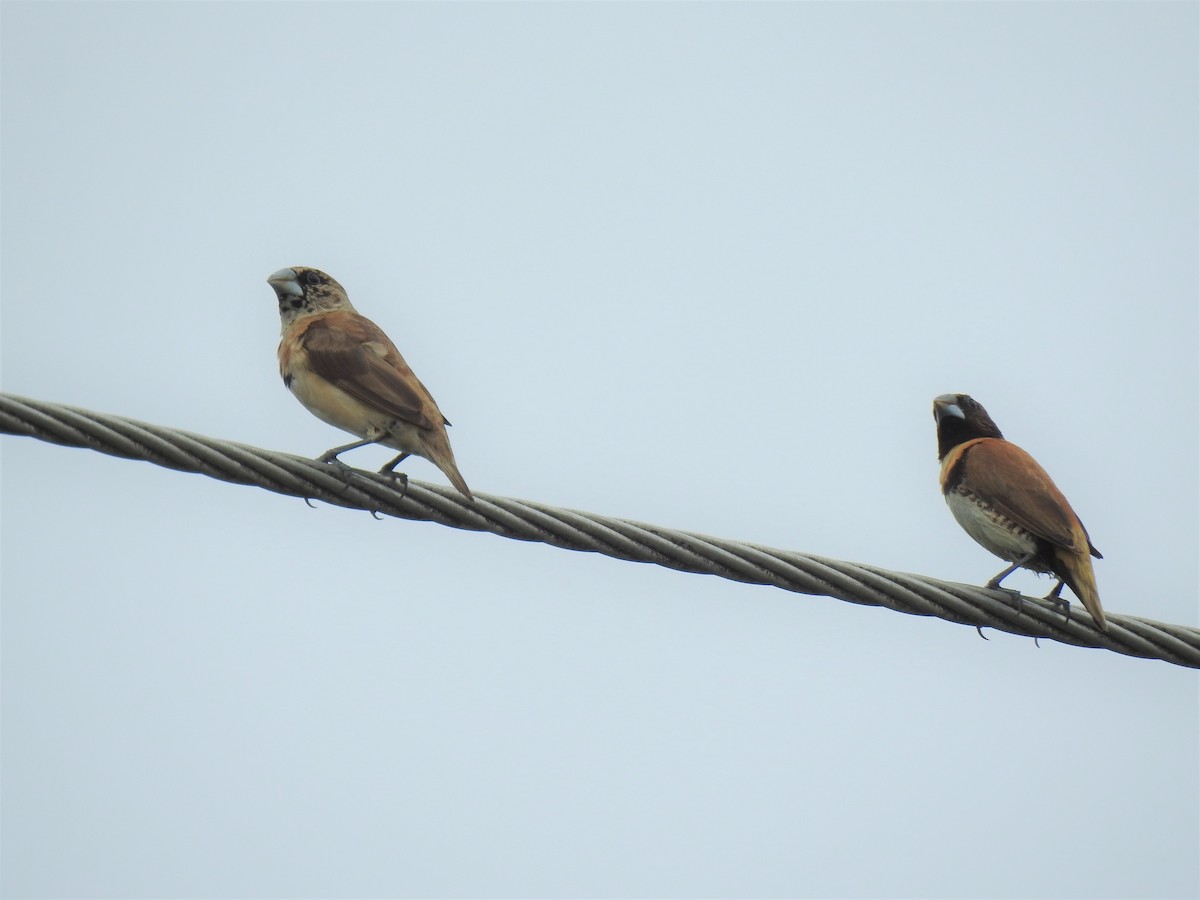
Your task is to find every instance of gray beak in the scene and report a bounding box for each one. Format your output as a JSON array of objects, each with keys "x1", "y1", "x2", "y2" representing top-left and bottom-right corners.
[
  {"x1": 933, "y1": 394, "x2": 964, "y2": 422},
  {"x1": 267, "y1": 267, "x2": 303, "y2": 298}
]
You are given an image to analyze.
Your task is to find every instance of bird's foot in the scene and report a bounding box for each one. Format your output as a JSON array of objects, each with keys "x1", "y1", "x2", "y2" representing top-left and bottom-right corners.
[
  {"x1": 986, "y1": 584, "x2": 1025, "y2": 616},
  {"x1": 315, "y1": 453, "x2": 357, "y2": 484},
  {"x1": 376, "y1": 467, "x2": 410, "y2": 498},
  {"x1": 1042, "y1": 590, "x2": 1071, "y2": 626}
]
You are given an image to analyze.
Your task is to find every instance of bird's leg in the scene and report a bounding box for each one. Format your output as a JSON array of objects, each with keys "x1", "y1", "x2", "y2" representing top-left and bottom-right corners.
[
  {"x1": 985, "y1": 552, "x2": 1035, "y2": 590},
  {"x1": 1042, "y1": 579, "x2": 1072, "y2": 626},
  {"x1": 316, "y1": 437, "x2": 380, "y2": 486},
  {"x1": 377, "y1": 452, "x2": 411, "y2": 497},
  {"x1": 318, "y1": 437, "x2": 378, "y2": 467},
  {"x1": 985, "y1": 552, "x2": 1037, "y2": 615},
  {"x1": 378, "y1": 451, "x2": 411, "y2": 474}
]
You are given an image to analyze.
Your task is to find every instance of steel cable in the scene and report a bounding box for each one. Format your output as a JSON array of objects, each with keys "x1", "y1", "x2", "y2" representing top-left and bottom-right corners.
[{"x1": 2, "y1": 392, "x2": 1196, "y2": 669}]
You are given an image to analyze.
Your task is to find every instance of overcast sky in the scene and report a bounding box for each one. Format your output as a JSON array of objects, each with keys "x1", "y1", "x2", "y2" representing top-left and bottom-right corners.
[{"x1": 2, "y1": 3, "x2": 1197, "y2": 898}]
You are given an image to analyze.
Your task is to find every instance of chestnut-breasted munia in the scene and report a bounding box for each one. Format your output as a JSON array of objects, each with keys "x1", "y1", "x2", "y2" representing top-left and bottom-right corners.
[
  {"x1": 269, "y1": 266, "x2": 472, "y2": 500},
  {"x1": 933, "y1": 393, "x2": 1105, "y2": 630}
]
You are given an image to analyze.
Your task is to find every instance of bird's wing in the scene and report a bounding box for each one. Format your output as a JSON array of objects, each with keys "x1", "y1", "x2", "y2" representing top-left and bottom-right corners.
[
  {"x1": 960, "y1": 439, "x2": 1088, "y2": 553},
  {"x1": 300, "y1": 312, "x2": 439, "y2": 431}
]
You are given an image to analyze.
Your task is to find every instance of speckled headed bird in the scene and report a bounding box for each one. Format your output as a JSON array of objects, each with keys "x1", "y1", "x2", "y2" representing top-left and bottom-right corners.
[
  {"x1": 932, "y1": 393, "x2": 1105, "y2": 630},
  {"x1": 268, "y1": 266, "x2": 473, "y2": 500}
]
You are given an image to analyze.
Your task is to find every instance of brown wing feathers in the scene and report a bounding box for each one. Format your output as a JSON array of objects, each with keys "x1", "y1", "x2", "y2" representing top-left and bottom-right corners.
[
  {"x1": 955, "y1": 439, "x2": 1087, "y2": 555},
  {"x1": 300, "y1": 312, "x2": 439, "y2": 432}
]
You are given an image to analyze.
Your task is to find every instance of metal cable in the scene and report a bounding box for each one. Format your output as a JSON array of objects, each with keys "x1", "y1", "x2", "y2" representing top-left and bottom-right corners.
[{"x1": 3, "y1": 392, "x2": 1197, "y2": 669}]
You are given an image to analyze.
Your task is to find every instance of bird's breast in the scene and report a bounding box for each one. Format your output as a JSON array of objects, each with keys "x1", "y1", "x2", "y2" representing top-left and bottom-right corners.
[
  {"x1": 944, "y1": 487, "x2": 1044, "y2": 567},
  {"x1": 279, "y1": 341, "x2": 375, "y2": 438}
]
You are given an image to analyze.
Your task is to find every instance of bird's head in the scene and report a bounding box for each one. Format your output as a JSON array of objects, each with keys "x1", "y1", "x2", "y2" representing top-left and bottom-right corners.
[
  {"x1": 933, "y1": 393, "x2": 1003, "y2": 459},
  {"x1": 267, "y1": 266, "x2": 353, "y2": 328}
]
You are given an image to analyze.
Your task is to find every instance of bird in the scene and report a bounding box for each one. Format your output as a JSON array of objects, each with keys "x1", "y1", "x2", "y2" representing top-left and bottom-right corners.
[
  {"x1": 267, "y1": 266, "x2": 473, "y2": 500},
  {"x1": 932, "y1": 393, "x2": 1105, "y2": 631}
]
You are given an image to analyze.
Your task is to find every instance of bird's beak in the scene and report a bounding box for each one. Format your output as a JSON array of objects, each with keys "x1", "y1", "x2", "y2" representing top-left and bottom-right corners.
[
  {"x1": 267, "y1": 267, "x2": 303, "y2": 298},
  {"x1": 933, "y1": 394, "x2": 964, "y2": 422}
]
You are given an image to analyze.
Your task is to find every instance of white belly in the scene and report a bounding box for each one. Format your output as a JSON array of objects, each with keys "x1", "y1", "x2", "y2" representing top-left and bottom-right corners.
[{"x1": 945, "y1": 489, "x2": 1039, "y2": 563}]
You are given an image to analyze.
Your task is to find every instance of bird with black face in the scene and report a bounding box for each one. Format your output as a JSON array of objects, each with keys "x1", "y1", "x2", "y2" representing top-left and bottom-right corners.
[
  {"x1": 267, "y1": 266, "x2": 473, "y2": 500},
  {"x1": 932, "y1": 393, "x2": 1105, "y2": 630}
]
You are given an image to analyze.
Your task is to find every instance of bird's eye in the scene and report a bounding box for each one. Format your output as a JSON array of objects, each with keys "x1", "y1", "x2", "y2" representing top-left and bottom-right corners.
[{"x1": 304, "y1": 271, "x2": 321, "y2": 286}]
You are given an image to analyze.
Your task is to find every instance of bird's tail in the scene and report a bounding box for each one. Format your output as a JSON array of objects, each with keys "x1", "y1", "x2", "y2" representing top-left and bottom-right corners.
[
  {"x1": 422, "y1": 430, "x2": 474, "y2": 501},
  {"x1": 440, "y1": 459, "x2": 473, "y2": 501},
  {"x1": 1058, "y1": 549, "x2": 1106, "y2": 631}
]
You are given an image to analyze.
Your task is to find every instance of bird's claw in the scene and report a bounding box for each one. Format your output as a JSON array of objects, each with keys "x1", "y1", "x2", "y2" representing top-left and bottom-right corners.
[
  {"x1": 986, "y1": 585, "x2": 1025, "y2": 616},
  {"x1": 376, "y1": 468, "x2": 410, "y2": 498},
  {"x1": 315, "y1": 455, "x2": 357, "y2": 487},
  {"x1": 1042, "y1": 591, "x2": 1071, "y2": 626}
]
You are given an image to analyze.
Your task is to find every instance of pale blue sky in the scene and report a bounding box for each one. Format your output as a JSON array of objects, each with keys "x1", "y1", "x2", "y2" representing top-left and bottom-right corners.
[{"x1": 2, "y1": 3, "x2": 1197, "y2": 898}]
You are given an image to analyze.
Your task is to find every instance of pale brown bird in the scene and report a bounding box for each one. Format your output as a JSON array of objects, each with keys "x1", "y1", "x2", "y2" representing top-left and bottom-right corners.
[
  {"x1": 933, "y1": 393, "x2": 1105, "y2": 630},
  {"x1": 268, "y1": 266, "x2": 473, "y2": 500}
]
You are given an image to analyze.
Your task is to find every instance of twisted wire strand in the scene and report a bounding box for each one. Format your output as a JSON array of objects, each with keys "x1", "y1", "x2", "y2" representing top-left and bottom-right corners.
[{"x1": 3, "y1": 392, "x2": 1197, "y2": 669}]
